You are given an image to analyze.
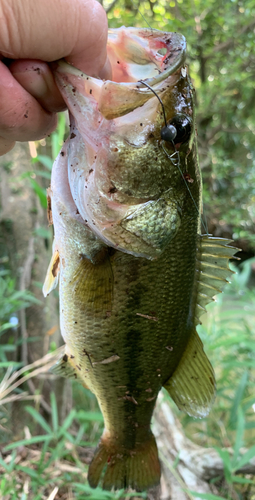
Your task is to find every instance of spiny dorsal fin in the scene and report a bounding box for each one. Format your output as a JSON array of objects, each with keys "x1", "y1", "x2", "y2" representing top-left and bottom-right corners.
[
  {"x1": 163, "y1": 329, "x2": 215, "y2": 418},
  {"x1": 43, "y1": 249, "x2": 60, "y2": 297},
  {"x1": 194, "y1": 235, "x2": 239, "y2": 324}
]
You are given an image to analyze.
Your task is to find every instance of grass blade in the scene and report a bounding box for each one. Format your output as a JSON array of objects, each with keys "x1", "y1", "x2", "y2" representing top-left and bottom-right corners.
[
  {"x1": 233, "y1": 444, "x2": 255, "y2": 472},
  {"x1": 228, "y1": 371, "x2": 248, "y2": 429},
  {"x1": 3, "y1": 435, "x2": 50, "y2": 451},
  {"x1": 190, "y1": 493, "x2": 228, "y2": 500},
  {"x1": 50, "y1": 392, "x2": 59, "y2": 435},
  {"x1": 25, "y1": 405, "x2": 52, "y2": 434},
  {"x1": 232, "y1": 407, "x2": 245, "y2": 468}
]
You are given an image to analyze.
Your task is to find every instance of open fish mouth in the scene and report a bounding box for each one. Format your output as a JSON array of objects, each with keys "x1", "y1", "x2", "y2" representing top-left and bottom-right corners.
[
  {"x1": 55, "y1": 27, "x2": 186, "y2": 119},
  {"x1": 53, "y1": 28, "x2": 188, "y2": 259},
  {"x1": 106, "y1": 27, "x2": 186, "y2": 84}
]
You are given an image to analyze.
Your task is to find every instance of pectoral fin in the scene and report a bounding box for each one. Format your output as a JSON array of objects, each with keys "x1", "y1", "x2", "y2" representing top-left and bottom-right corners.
[
  {"x1": 163, "y1": 329, "x2": 215, "y2": 418},
  {"x1": 71, "y1": 252, "x2": 113, "y2": 317},
  {"x1": 51, "y1": 345, "x2": 90, "y2": 389},
  {"x1": 121, "y1": 196, "x2": 181, "y2": 256},
  {"x1": 42, "y1": 249, "x2": 60, "y2": 297}
]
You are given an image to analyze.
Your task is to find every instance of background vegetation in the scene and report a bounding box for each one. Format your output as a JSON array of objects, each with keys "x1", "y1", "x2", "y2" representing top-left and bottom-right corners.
[{"x1": 0, "y1": 0, "x2": 255, "y2": 498}]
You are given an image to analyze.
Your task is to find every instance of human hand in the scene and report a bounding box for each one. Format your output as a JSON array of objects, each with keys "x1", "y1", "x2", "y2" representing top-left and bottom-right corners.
[{"x1": 0, "y1": 0, "x2": 109, "y2": 155}]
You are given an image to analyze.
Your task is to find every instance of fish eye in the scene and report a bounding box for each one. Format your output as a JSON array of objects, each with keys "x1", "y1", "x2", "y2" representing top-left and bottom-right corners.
[{"x1": 161, "y1": 114, "x2": 191, "y2": 145}]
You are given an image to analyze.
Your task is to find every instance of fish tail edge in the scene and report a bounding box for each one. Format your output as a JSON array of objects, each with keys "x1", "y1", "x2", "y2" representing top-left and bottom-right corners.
[{"x1": 88, "y1": 430, "x2": 160, "y2": 491}]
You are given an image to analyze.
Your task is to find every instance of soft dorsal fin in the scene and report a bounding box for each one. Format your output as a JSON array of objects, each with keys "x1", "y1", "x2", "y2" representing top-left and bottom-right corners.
[
  {"x1": 194, "y1": 235, "x2": 238, "y2": 325},
  {"x1": 43, "y1": 249, "x2": 60, "y2": 297}
]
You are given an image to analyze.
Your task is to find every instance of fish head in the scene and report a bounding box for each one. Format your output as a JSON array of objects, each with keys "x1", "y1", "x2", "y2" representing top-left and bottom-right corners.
[{"x1": 54, "y1": 27, "x2": 198, "y2": 259}]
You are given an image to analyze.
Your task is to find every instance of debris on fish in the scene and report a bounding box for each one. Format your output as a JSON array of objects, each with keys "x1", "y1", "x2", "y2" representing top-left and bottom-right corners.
[
  {"x1": 43, "y1": 27, "x2": 238, "y2": 492},
  {"x1": 92, "y1": 355, "x2": 120, "y2": 365}
]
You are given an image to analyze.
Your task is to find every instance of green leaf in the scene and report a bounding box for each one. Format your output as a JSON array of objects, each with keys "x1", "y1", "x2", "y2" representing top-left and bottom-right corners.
[
  {"x1": 25, "y1": 406, "x2": 52, "y2": 434},
  {"x1": 33, "y1": 169, "x2": 51, "y2": 180},
  {"x1": 35, "y1": 155, "x2": 53, "y2": 170},
  {"x1": 73, "y1": 483, "x2": 124, "y2": 499},
  {"x1": 50, "y1": 392, "x2": 59, "y2": 434},
  {"x1": 16, "y1": 465, "x2": 41, "y2": 480},
  {"x1": 0, "y1": 361, "x2": 23, "y2": 368},
  {"x1": 232, "y1": 407, "x2": 245, "y2": 468},
  {"x1": 77, "y1": 410, "x2": 104, "y2": 422},
  {"x1": 0, "y1": 323, "x2": 14, "y2": 333},
  {"x1": 214, "y1": 448, "x2": 232, "y2": 481},
  {"x1": 3, "y1": 435, "x2": 50, "y2": 451},
  {"x1": 233, "y1": 444, "x2": 255, "y2": 472},
  {"x1": 228, "y1": 371, "x2": 248, "y2": 429},
  {"x1": 230, "y1": 475, "x2": 254, "y2": 484},
  {"x1": 51, "y1": 113, "x2": 67, "y2": 158},
  {"x1": 29, "y1": 179, "x2": 47, "y2": 208},
  {"x1": 60, "y1": 409, "x2": 76, "y2": 433},
  {"x1": 0, "y1": 455, "x2": 13, "y2": 472},
  {"x1": 189, "y1": 493, "x2": 227, "y2": 500},
  {"x1": 33, "y1": 227, "x2": 51, "y2": 239}
]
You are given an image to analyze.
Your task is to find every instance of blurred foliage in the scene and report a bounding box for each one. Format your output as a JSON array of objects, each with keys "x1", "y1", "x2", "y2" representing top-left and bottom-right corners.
[
  {"x1": 0, "y1": 270, "x2": 40, "y2": 367},
  {"x1": 105, "y1": 0, "x2": 255, "y2": 244}
]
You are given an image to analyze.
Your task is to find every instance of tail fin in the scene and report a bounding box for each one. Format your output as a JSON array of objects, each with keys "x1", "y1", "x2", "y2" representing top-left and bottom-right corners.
[{"x1": 88, "y1": 430, "x2": 160, "y2": 491}]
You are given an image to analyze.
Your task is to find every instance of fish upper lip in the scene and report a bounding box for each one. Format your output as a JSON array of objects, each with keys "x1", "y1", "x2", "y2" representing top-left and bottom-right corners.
[
  {"x1": 55, "y1": 28, "x2": 186, "y2": 88},
  {"x1": 55, "y1": 29, "x2": 186, "y2": 119}
]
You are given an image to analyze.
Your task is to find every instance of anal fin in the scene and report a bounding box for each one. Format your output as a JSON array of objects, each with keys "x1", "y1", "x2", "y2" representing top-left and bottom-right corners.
[
  {"x1": 163, "y1": 329, "x2": 215, "y2": 418},
  {"x1": 43, "y1": 249, "x2": 60, "y2": 297}
]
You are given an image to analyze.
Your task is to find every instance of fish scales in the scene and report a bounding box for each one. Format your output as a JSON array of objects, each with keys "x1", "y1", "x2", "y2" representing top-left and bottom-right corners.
[{"x1": 43, "y1": 27, "x2": 237, "y2": 491}]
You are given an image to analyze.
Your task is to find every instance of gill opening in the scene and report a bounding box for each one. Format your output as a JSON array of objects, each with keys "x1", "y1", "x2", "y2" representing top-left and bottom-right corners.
[{"x1": 138, "y1": 79, "x2": 209, "y2": 235}]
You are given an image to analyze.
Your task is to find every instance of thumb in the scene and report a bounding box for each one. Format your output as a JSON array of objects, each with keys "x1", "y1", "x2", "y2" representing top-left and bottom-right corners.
[{"x1": 0, "y1": 0, "x2": 109, "y2": 76}]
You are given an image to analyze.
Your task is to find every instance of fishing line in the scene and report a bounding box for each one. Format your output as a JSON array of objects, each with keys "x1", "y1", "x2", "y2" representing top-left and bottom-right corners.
[
  {"x1": 139, "y1": 79, "x2": 209, "y2": 235},
  {"x1": 137, "y1": 8, "x2": 153, "y2": 29},
  {"x1": 138, "y1": 80, "x2": 167, "y2": 127},
  {"x1": 161, "y1": 143, "x2": 209, "y2": 235},
  {"x1": 135, "y1": 0, "x2": 154, "y2": 30}
]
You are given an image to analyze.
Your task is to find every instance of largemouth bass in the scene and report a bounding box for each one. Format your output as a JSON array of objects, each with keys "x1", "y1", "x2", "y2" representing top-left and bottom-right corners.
[{"x1": 43, "y1": 27, "x2": 236, "y2": 491}]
